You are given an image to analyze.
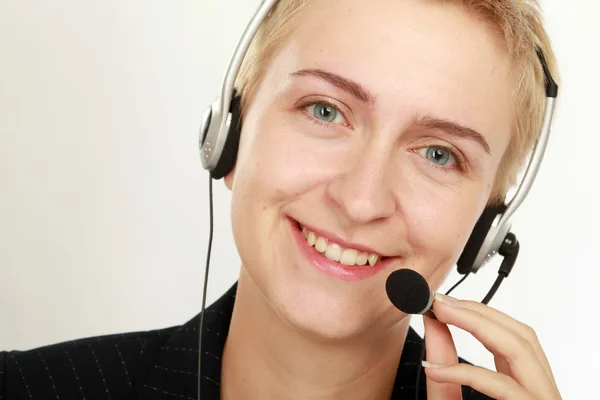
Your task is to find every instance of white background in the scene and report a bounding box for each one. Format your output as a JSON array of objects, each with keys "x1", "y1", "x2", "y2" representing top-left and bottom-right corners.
[{"x1": 1, "y1": 0, "x2": 598, "y2": 398}]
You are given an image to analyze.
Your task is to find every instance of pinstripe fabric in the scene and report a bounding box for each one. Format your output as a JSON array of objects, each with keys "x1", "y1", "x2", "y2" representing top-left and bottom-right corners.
[{"x1": 1, "y1": 284, "x2": 491, "y2": 399}]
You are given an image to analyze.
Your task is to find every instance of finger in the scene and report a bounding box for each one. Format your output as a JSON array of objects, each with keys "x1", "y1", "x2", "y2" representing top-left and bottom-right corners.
[
  {"x1": 432, "y1": 298, "x2": 558, "y2": 400},
  {"x1": 424, "y1": 362, "x2": 534, "y2": 400},
  {"x1": 494, "y1": 354, "x2": 511, "y2": 376},
  {"x1": 423, "y1": 315, "x2": 462, "y2": 400},
  {"x1": 436, "y1": 294, "x2": 555, "y2": 381}
]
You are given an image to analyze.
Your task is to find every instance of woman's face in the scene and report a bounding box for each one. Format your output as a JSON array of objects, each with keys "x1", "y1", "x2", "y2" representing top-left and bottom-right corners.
[{"x1": 226, "y1": 0, "x2": 515, "y2": 340}]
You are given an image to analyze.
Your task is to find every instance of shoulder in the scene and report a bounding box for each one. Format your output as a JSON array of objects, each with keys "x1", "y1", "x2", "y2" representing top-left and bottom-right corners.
[
  {"x1": 0, "y1": 326, "x2": 177, "y2": 399},
  {"x1": 1, "y1": 284, "x2": 238, "y2": 400},
  {"x1": 1, "y1": 351, "x2": 6, "y2": 397}
]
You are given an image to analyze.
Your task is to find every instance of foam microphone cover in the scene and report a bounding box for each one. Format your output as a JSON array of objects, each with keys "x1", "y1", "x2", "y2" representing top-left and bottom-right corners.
[{"x1": 385, "y1": 269, "x2": 432, "y2": 314}]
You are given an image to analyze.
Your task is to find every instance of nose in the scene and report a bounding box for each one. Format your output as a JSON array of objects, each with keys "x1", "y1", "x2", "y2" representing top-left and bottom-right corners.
[{"x1": 325, "y1": 143, "x2": 397, "y2": 224}]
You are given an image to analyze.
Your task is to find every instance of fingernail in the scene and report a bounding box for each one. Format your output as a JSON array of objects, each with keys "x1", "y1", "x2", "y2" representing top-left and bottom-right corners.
[
  {"x1": 434, "y1": 293, "x2": 461, "y2": 307},
  {"x1": 422, "y1": 361, "x2": 448, "y2": 369}
]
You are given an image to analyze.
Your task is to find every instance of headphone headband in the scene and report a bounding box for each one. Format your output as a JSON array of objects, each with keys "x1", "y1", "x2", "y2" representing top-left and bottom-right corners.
[
  {"x1": 200, "y1": 0, "x2": 559, "y2": 274},
  {"x1": 200, "y1": 0, "x2": 278, "y2": 171}
]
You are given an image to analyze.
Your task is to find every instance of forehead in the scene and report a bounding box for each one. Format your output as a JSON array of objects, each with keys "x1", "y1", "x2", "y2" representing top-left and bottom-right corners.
[{"x1": 270, "y1": 0, "x2": 515, "y2": 150}]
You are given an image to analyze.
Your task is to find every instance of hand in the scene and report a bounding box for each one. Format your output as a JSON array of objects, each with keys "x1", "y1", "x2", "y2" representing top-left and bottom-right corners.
[{"x1": 422, "y1": 293, "x2": 562, "y2": 399}]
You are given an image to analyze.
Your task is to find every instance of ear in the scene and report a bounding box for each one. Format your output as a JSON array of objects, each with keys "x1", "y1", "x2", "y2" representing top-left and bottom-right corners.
[{"x1": 224, "y1": 166, "x2": 236, "y2": 190}]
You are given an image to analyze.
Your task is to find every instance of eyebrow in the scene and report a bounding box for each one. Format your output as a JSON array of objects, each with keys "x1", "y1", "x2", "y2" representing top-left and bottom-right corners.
[
  {"x1": 410, "y1": 114, "x2": 491, "y2": 154},
  {"x1": 291, "y1": 68, "x2": 376, "y2": 105},
  {"x1": 291, "y1": 68, "x2": 491, "y2": 154}
]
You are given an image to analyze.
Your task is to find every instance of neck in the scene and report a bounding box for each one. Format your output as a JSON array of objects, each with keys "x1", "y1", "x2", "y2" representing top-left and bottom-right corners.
[{"x1": 221, "y1": 269, "x2": 411, "y2": 400}]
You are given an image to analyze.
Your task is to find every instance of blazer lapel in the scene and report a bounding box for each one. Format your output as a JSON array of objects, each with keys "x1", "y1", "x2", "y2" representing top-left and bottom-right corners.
[{"x1": 137, "y1": 284, "x2": 238, "y2": 400}]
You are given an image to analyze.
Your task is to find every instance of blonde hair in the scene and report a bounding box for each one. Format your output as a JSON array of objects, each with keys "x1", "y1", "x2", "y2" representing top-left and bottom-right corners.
[{"x1": 235, "y1": 0, "x2": 559, "y2": 205}]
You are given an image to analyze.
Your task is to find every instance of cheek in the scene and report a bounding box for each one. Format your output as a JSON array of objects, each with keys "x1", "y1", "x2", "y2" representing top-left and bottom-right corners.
[
  {"x1": 237, "y1": 120, "x2": 345, "y2": 202},
  {"x1": 403, "y1": 184, "x2": 486, "y2": 271},
  {"x1": 228, "y1": 114, "x2": 323, "y2": 270}
]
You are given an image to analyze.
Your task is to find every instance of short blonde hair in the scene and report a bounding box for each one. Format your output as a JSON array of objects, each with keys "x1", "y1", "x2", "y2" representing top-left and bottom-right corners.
[{"x1": 235, "y1": 0, "x2": 559, "y2": 205}]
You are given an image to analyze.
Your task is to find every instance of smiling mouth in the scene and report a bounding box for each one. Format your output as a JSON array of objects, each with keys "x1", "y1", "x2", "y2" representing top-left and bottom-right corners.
[{"x1": 294, "y1": 221, "x2": 388, "y2": 267}]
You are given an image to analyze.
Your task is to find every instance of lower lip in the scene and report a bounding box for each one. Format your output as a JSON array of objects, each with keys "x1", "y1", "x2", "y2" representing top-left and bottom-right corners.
[{"x1": 288, "y1": 218, "x2": 395, "y2": 281}]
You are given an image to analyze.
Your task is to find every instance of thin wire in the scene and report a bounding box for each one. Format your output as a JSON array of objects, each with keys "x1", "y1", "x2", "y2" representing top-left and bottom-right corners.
[
  {"x1": 414, "y1": 271, "x2": 471, "y2": 400},
  {"x1": 198, "y1": 175, "x2": 214, "y2": 400},
  {"x1": 481, "y1": 274, "x2": 505, "y2": 305},
  {"x1": 445, "y1": 272, "x2": 471, "y2": 297}
]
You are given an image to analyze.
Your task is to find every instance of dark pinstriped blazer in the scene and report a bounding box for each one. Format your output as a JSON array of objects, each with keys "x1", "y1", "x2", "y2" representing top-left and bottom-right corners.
[{"x1": 1, "y1": 284, "x2": 491, "y2": 399}]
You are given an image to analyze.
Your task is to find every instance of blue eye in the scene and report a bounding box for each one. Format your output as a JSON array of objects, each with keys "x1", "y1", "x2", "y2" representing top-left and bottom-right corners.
[
  {"x1": 306, "y1": 103, "x2": 344, "y2": 124},
  {"x1": 422, "y1": 146, "x2": 455, "y2": 166}
]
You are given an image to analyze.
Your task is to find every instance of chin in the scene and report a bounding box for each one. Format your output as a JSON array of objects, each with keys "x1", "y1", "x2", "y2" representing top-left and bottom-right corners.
[
  {"x1": 279, "y1": 297, "x2": 368, "y2": 341},
  {"x1": 265, "y1": 273, "x2": 388, "y2": 342}
]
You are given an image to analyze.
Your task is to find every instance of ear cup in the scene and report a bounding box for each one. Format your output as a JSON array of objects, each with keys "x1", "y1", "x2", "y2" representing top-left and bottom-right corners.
[
  {"x1": 457, "y1": 203, "x2": 507, "y2": 274},
  {"x1": 200, "y1": 108, "x2": 212, "y2": 147},
  {"x1": 210, "y1": 94, "x2": 243, "y2": 180}
]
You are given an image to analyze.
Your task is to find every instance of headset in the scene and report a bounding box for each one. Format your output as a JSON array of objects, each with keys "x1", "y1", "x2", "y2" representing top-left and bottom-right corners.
[{"x1": 197, "y1": 0, "x2": 558, "y2": 398}]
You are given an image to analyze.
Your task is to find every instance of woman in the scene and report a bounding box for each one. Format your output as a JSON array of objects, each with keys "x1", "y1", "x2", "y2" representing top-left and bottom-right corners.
[{"x1": 1, "y1": 0, "x2": 562, "y2": 399}]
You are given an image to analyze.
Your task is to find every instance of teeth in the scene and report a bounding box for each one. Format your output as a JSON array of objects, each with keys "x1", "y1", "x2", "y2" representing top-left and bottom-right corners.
[
  {"x1": 299, "y1": 223, "x2": 382, "y2": 267},
  {"x1": 325, "y1": 243, "x2": 342, "y2": 262},
  {"x1": 340, "y1": 249, "x2": 358, "y2": 266},
  {"x1": 307, "y1": 231, "x2": 316, "y2": 246},
  {"x1": 368, "y1": 254, "x2": 380, "y2": 267},
  {"x1": 356, "y1": 252, "x2": 368, "y2": 266},
  {"x1": 315, "y1": 237, "x2": 327, "y2": 253}
]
